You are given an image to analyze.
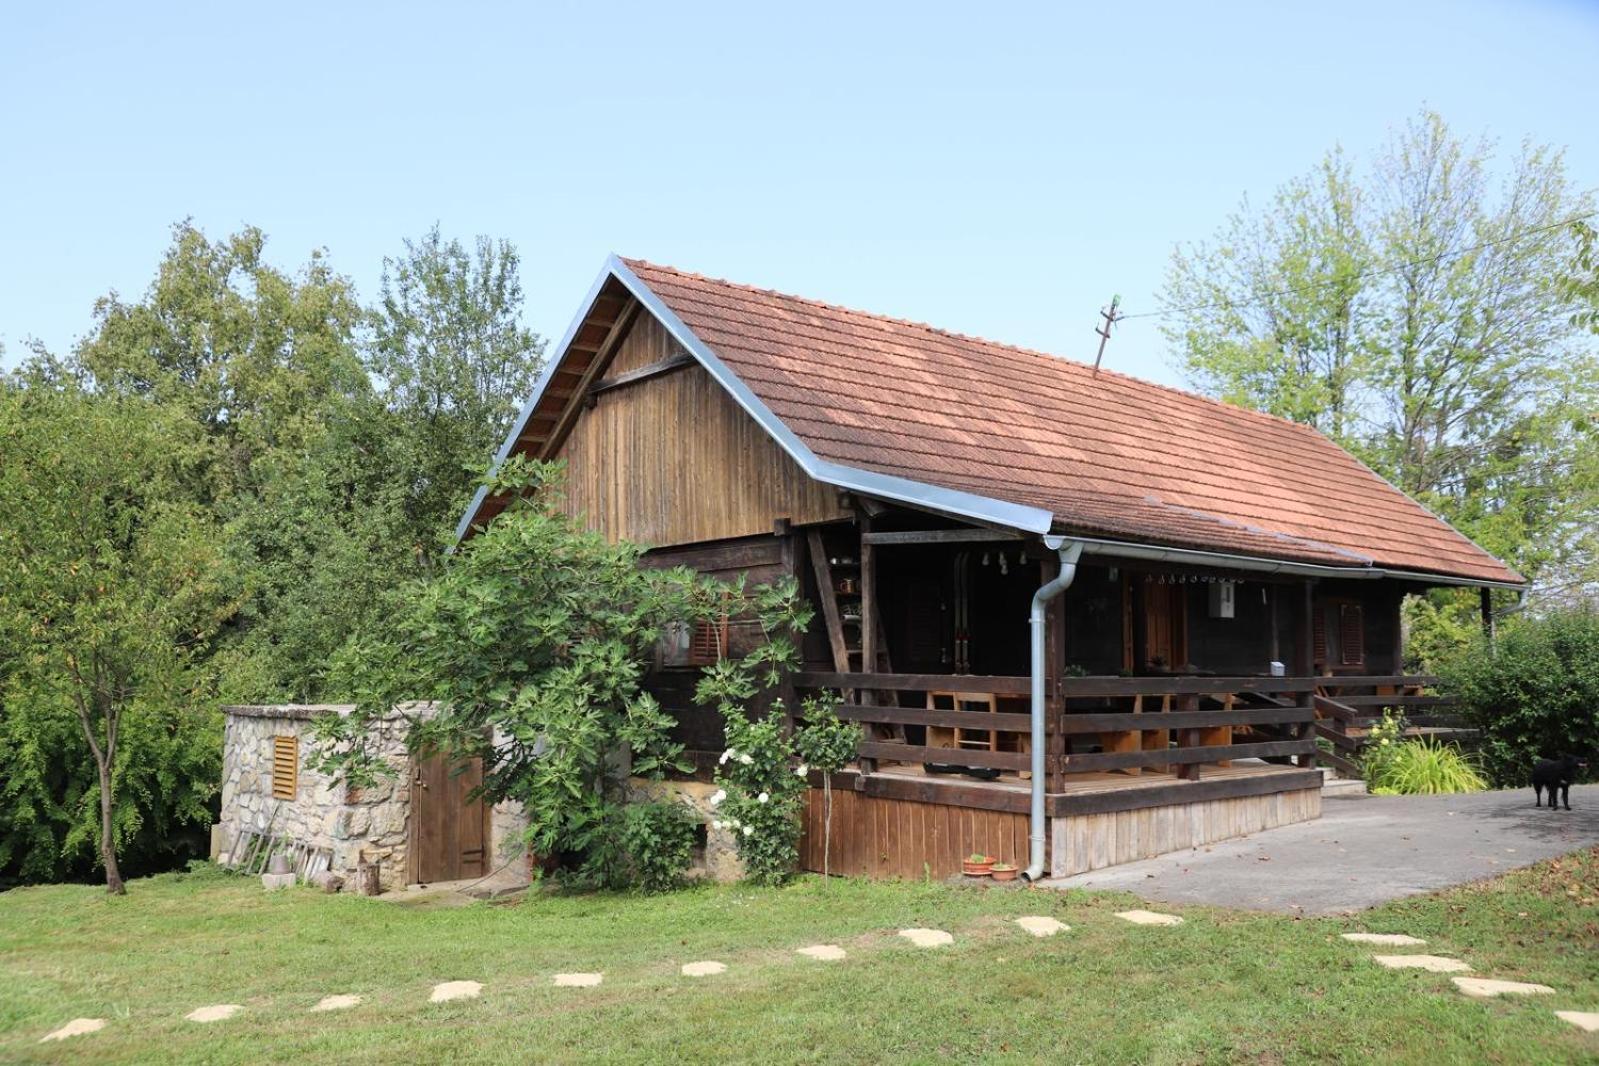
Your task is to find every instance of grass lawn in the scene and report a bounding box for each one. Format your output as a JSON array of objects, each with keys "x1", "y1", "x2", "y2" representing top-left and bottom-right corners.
[{"x1": 2, "y1": 849, "x2": 1597, "y2": 1064}]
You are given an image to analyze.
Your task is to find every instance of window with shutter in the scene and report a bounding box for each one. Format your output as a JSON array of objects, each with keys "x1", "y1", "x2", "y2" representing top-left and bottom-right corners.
[
  {"x1": 271, "y1": 735, "x2": 298, "y2": 800},
  {"x1": 686, "y1": 616, "x2": 728, "y2": 666},
  {"x1": 1312, "y1": 609, "x2": 1327, "y2": 668},
  {"x1": 1338, "y1": 603, "x2": 1365, "y2": 666}
]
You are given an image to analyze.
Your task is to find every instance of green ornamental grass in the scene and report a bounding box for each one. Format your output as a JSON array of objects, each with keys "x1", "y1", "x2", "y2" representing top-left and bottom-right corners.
[{"x1": 1367, "y1": 738, "x2": 1489, "y2": 795}]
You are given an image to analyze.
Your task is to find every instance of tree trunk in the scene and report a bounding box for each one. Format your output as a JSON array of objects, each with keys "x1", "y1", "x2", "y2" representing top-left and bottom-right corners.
[
  {"x1": 822, "y1": 777, "x2": 832, "y2": 879},
  {"x1": 95, "y1": 754, "x2": 126, "y2": 895}
]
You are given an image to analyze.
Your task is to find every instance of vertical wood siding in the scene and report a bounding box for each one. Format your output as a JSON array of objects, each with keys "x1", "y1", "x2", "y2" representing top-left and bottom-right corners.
[
  {"x1": 799, "y1": 788, "x2": 1029, "y2": 880},
  {"x1": 555, "y1": 314, "x2": 848, "y2": 547}
]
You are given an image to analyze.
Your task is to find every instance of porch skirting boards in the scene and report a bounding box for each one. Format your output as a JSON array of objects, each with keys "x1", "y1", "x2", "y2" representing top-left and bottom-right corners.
[{"x1": 1049, "y1": 786, "x2": 1322, "y2": 878}]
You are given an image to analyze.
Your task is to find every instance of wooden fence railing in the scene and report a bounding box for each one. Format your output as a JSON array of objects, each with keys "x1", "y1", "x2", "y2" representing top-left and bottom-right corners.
[
  {"x1": 792, "y1": 672, "x2": 1321, "y2": 783},
  {"x1": 1311, "y1": 675, "x2": 1469, "y2": 777}
]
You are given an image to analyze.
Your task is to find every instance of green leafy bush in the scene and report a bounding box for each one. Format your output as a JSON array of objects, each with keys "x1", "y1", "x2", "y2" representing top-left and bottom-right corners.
[
  {"x1": 616, "y1": 801, "x2": 699, "y2": 894},
  {"x1": 1440, "y1": 608, "x2": 1599, "y2": 787}
]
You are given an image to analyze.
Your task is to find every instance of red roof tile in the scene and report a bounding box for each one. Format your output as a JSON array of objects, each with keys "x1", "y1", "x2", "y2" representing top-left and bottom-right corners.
[{"x1": 621, "y1": 259, "x2": 1521, "y2": 585}]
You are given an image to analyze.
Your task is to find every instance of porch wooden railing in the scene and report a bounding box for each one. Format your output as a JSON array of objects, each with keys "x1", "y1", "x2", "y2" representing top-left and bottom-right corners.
[
  {"x1": 1310, "y1": 675, "x2": 1469, "y2": 777},
  {"x1": 1055, "y1": 676, "x2": 1319, "y2": 783},
  {"x1": 792, "y1": 671, "x2": 1320, "y2": 784}
]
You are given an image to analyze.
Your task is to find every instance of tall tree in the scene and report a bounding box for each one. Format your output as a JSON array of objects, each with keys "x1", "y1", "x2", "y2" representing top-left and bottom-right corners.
[
  {"x1": 0, "y1": 385, "x2": 233, "y2": 892},
  {"x1": 1163, "y1": 111, "x2": 1599, "y2": 590},
  {"x1": 369, "y1": 226, "x2": 546, "y2": 549}
]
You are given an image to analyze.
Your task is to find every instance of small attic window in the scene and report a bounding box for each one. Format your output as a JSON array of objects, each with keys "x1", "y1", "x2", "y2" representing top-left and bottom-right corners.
[
  {"x1": 686, "y1": 617, "x2": 728, "y2": 667},
  {"x1": 271, "y1": 735, "x2": 299, "y2": 800}
]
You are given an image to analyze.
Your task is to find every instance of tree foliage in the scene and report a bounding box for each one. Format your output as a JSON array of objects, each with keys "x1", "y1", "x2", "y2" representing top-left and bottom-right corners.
[
  {"x1": 1440, "y1": 608, "x2": 1599, "y2": 788},
  {"x1": 0, "y1": 385, "x2": 234, "y2": 891},
  {"x1": 1164, "y1": 111, "x2": 1599, "y2": 597},
  {"x1": 315, "y1": 458, "x2": 708, "y2": 889},
  {"x1": 0, "y1": 220, "x2": 547, "y2": 886}
]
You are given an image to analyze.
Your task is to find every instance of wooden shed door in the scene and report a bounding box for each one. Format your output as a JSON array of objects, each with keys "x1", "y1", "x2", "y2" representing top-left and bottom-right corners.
[
  {"x1": 409, "y1": 751, "x2": 489, "y2": 884},
  {"x1": 1142, "y1": 580, "x2": 1188, "y2": 671}
]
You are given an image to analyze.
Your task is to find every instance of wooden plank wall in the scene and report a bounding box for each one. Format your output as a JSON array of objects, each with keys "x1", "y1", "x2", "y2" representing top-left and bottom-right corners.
[
  {"x1": 1049, "y1": 786, "x2": 1320, "y2": 878},
  {"x1": 555, "y1": 314, "x2": 849, "y2": 547},
  {"x1": 799, "y1": 788, "x2": 1029, "y2": 879}
]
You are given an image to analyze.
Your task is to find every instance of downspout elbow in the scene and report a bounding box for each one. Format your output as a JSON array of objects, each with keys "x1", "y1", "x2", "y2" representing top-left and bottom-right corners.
[{"x1": 1024, "y1": 538, "x2": 1081, "y2": 882}]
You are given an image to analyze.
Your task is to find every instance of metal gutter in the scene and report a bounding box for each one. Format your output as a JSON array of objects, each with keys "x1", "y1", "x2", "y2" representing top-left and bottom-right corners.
[
  {"x1": 1068, "y1": 535, "x2": 1524, "y2": 591},
  {"x1": 1024, "y1": 537, "x2": 1081, "y2": 882}
]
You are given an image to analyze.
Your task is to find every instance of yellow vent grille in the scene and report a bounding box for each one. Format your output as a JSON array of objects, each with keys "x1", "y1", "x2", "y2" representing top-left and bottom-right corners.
[{"x1": 271, "y1": 735, "x2": 298, "y2": 800}]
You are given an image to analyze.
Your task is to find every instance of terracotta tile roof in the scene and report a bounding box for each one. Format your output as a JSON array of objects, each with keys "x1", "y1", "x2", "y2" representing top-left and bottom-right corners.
[{"x1": 621, "y1": 259, "x2": 1522, "y2": 585}]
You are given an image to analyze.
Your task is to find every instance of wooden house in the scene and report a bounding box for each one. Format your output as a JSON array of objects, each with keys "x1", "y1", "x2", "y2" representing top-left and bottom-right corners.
[{"x1": 457, "y1": 257, "x2": 1523, "y2": 881}]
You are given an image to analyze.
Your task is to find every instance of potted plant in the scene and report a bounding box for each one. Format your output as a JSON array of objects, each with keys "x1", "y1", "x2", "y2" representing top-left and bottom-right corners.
[
  {"x1": 989, "y1": 861, "x2": 1018, "y2": 882},
  {"x1": 961, "y1": 852, "x2": 995, "y2": 877}
]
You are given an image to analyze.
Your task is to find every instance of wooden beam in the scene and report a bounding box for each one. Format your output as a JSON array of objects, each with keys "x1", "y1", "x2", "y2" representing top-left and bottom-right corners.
[
  {"x1": 805, "y1": 531, "x2": 851, "y2": 675},
  {"x1": 861, "y1": 528, "x2": 1026, "y2": 546},
  {"x1": 1050, "y1": 769, "x2": 1322, "y2": 816},
  {"x1": 795, "y1": 671, "x2": 1034, "y2": 695},
  {"x1": 588, "y1": 353, "x2": 694, "y2": 398},
  {"x1": 539, "y1": 300, "x2": 641, "y2": 459}
]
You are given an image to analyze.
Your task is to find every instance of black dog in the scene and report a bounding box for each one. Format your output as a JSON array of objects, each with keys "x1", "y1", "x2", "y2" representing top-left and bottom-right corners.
[{"x1": 1532, "y1": 755, "x2": 1587, "y2": 811}]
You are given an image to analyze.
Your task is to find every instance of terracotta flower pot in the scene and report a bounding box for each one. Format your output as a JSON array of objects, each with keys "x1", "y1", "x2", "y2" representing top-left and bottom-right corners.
[
  {"x1": 989, "y1": 865, "x2": 1019, "y2": 882},
  {"x1": 961, "y1": 855, "x2": 995, "y2": 877}
]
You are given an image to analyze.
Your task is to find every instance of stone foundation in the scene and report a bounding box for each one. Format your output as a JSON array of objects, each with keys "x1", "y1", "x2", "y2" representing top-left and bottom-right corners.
[
  {"x1": 1049, "y1": 786, "x2": 1322, "y2": 878},
  {"x1": 626, "y1": 777, "x2": 744, "y2": 882}
]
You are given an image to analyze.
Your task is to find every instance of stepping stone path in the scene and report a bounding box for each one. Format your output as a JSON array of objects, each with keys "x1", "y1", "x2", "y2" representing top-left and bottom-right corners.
[
  {"x1": 39, "y1": 1018, "x2": 106, "y2": 1043},
  {"x1": 311, "y1": 994, "x2": 362, "y2": 1012},
  {"x1": 1371, "y1": 954, "x2": 1472, "y2": 973},
  {"x1": 795, "y1": 945, "x2": 847, "y2": 961},
  {"x1": 681, "y1": 961, "x2": 727, "y2": 977},
  {"x1": 1114, "y1": 910, "x2": 1183, "y2": 927},
  {"x1": 553, "y1": 973, "x2": 603, "y2": 987},
  {"x1": 185, "y1": 1004, "x2": 243, "y2": 1023},
  {"x1": 1015, "y1": 916, "x2": 1069, "y2": 937},
  {"x1": 1451, "y1": 977, "x2": 1554, "y2": 998},
  {"x1": 1341, "y1": 933, "x2": 1427, "y2": 946},
  {"x1": 1555, "y1": 1011, "x2": 1599, "y2": 1033},
  {"x1": 429, "y1": 981, "x2": 482, "y2": 1003},
  {"x1": 897, "y1": 928, "x2": 954, "y2": 948}
]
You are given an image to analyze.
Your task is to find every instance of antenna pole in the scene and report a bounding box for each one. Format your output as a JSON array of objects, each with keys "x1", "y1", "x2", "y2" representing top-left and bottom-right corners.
[{"x1": 1092, "y1": 294, "x2": 1121, "y2": 375}]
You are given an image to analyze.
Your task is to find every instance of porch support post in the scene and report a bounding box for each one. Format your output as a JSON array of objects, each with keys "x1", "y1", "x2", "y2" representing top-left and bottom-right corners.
[
  {"x1": 1479, "y1": 586, "x2": 1495, "y2": 644},
  {"x1": 1297, "y1": 579, "x2": 1317, "y2": 677}
]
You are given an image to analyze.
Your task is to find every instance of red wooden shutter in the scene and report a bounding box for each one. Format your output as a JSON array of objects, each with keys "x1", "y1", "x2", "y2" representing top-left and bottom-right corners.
[
  {"x1": 1338, "y1": 604, "x2": 1365, "y2": 666},
  {"x1": 1312, "y1": 608, "x2": 1327, "y2": 668}
]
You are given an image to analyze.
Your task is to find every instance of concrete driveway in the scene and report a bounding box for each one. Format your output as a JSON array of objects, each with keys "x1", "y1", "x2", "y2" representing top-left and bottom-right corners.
[{"x1": 1046, "y1": 785, "x2": 1599, "y2": 915}]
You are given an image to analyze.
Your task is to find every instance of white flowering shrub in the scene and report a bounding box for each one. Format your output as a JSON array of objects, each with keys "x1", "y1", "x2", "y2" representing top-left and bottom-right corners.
[
  {"x1": 696, "y1": 578, "x2": 815, "y2": 886},
  {"x1": 710, "y1": 712, "x2": 807, "y2": 885}
]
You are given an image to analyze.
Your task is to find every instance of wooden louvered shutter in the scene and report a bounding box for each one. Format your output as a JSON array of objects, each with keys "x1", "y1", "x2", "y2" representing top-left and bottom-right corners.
[
  {"x1": 271, "y1": 736, "x2": 299, "y2": 799},
  {"x1": 1338, "y1": 603, "x2": 1365, "y2": 666},
  {"x1": 1312, "y1": 607, "x2": 1327, "y2": 669},
  {"x1": 686, "y1": 595, "x2": 729, "y2": 667}
]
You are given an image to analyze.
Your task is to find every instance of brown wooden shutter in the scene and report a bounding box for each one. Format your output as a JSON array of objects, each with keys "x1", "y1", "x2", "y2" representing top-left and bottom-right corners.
[
  {"x1": 686, "y1": 616, "x2": 728, "y2": 666},
  {"x1": 1312, "y1": 607, "x2": 1327, "y2": 668},
  {"x1": 271, "y1": 736, "x2": 299, "y2": 800},
  {"x1": 1338, "y1": 603, "x2": 1365, "y2": 666}
]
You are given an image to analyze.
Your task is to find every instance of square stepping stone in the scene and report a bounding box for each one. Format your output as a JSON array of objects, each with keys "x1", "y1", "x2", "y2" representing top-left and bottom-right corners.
[
  {"x1": 1015, "y1": 916, "x2": 1069, "y2": 937},
  {"x1": 1451, "y1": 977, "x2": 1555, "y2": 998},
  {"x1": 40, "y1": 1018, "x2": 105, "y2": 1042},
  {"x1": 185, "y1": 1004, "x2": 243, "y2": 1022},
  {"x1": 1371, "y1": 954, "x2": 1472, "y2": 973},
  {"x1": 1341, "y1": 933, "x2": 1426, "y2": 946},
  {"x1": 1115, "y1": 910, "x2": 1183, "y2": 926},
  {"x1": 1555, "y1": 1011, "x2": 1599, "y2": 1033},
  {"x1": 898, "y1": 928, "x2": 954, "y2": 947},
  {"x1": 681, "y1": 961, "x2": 727, "y2": 977},
  {"x1": 429, "y1": 980, "x2": 482, "y2": 1003},
  {"x1": 553, "y1": 973, "x2": 603, "y2": 987},
  {"x1": 796, "y1": 945, "x2": 847, "y2": 961},
  {"x1": 310, "y1": 994, "x2": 362, "y2": 1012}
]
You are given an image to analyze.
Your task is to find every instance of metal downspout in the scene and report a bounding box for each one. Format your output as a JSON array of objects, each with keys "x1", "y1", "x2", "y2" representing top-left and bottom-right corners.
[{"x1": 1024, "y1": 537, "x2": 1081, "y2": 882}]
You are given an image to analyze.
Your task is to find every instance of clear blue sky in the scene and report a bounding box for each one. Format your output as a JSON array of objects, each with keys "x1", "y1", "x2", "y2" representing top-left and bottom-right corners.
[{"x1": 3, "y1": 0, "x2": 1596, "y2": 386}]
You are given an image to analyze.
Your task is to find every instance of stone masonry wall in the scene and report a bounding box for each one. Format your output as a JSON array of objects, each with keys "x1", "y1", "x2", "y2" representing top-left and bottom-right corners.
[{"x1": 220, "y1": 704, "x2": 528, "y2": 893}]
